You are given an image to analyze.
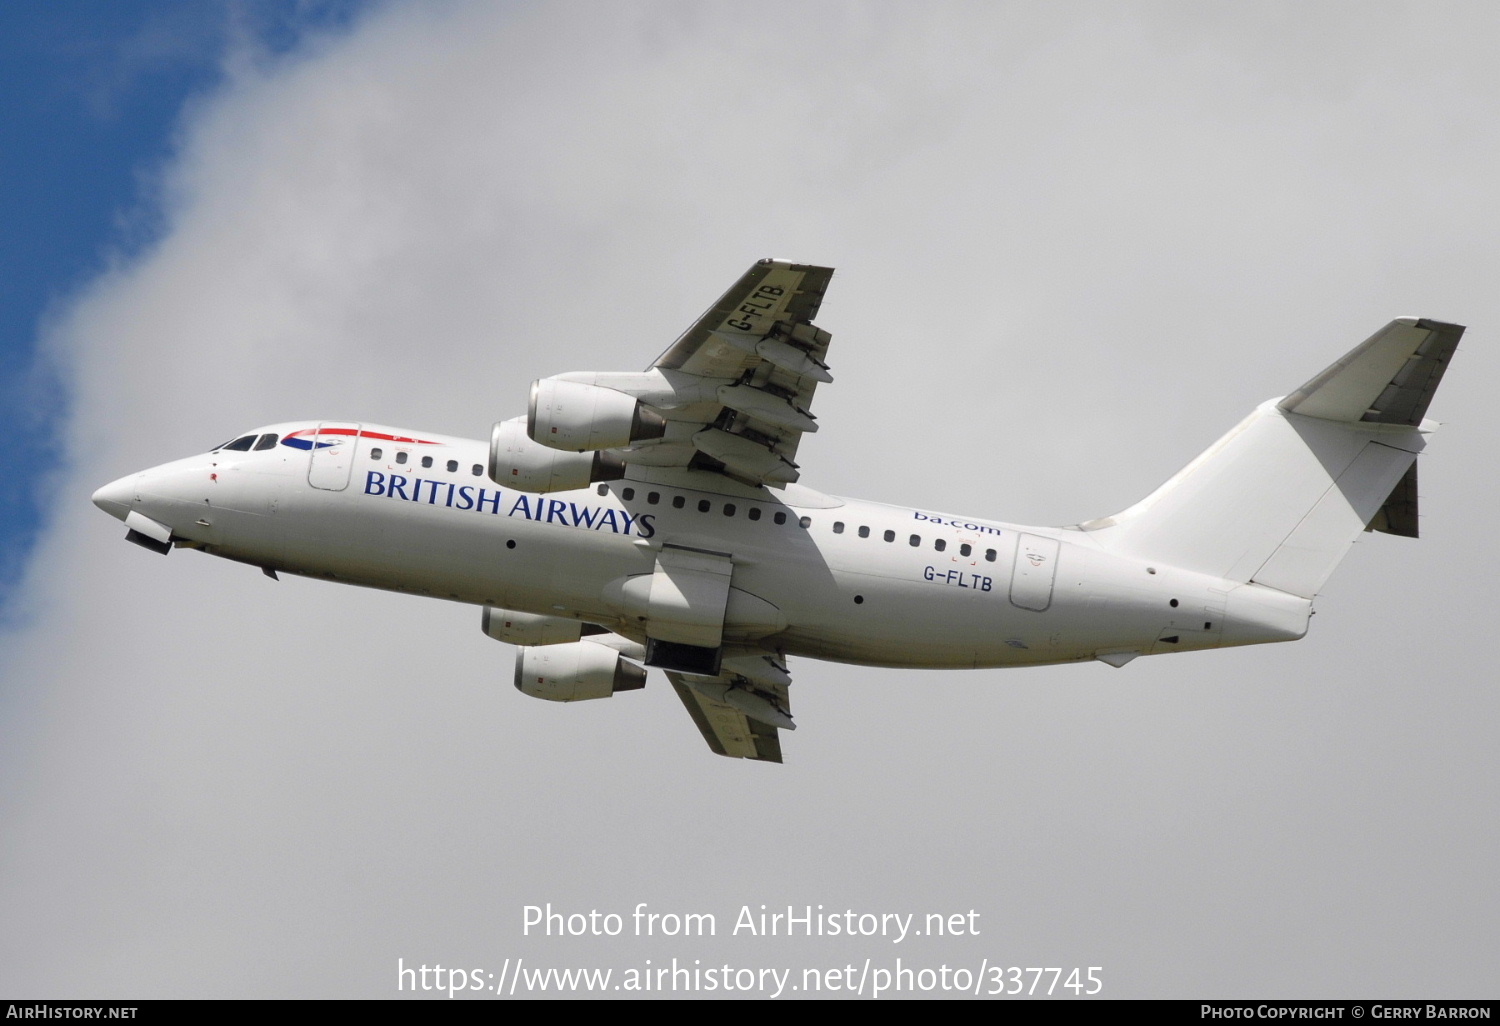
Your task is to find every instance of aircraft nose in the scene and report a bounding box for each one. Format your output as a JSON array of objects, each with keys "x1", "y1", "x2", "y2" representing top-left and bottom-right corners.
[{"x1": 91, "y1": 475, "x2": 136, "y2": 520}]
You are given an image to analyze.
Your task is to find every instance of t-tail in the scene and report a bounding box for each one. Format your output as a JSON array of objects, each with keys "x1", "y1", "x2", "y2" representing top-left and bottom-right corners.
[{"x1": 1082, "y1": 318, "x2": 1465, "y2": 600}]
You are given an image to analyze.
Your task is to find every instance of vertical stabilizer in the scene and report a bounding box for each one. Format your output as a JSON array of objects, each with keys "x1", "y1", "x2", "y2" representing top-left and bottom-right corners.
[{"x1": 1083, "y1": 319, "x2": 1463, "y2": 599}]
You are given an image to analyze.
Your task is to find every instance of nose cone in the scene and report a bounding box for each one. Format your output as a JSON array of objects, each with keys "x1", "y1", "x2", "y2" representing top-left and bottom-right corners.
[{"x1": 91, "y1": 475, "x2": 136, "y2": 521}]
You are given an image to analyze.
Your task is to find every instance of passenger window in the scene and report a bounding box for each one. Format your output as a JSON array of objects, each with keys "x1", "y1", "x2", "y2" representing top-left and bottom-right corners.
[
  {"x1": 774, "y1": 512, "x2": 787, "y2": 525},
  {"x1": 883, "y1": 530, "x2": 895, "y2": 542},
  {"x1": 254, "y1": 433, "x2": 278, "y2": 450},
  {"x1": 960, "y1": 543, "x2": 972, "y2": 557},
  {"x1": 647, "y1": 492, "x2": 660, "y2": 504},
  {"x1": 748, "y1": 507, "x2": 762, "y2": 521},
  {"x1": 697, "y1": 499, "x2": 711, "y2": 513},
  {"x1": 421, "y1": 456, "x2": 433, "y2": 469},
  {"x1": 833, "y1": 522, "x2": 844, "y2": 534},
  {"x1": 447, "y1": 460, "x2": 458, "y2": 473},
  {"x1": 909, "y1": 534, "x2": 921, "y2": 547},
  {"x1": 985, "y1": 549, "x2": 997, "y2": 562},
  {"x1": 672, "y1": 495, "x2": 685, "y2": 509},
  {"x1": 597, "y1": 484, "x2": 608, "y2": 496},
  {"x1": 934, "y1": 539, "x2": 946, "y2": 552},
  {"x1": 799, "y1": 516, "x2": 811, "y2": 529},
  {"x1": 370, "y1": 447, "x2": 384, "y2": 460},
  {"x1": 222, "y1": 435, "x2": 257, "y2": 451},
  {"x1": 724, "y1": 504, "x2": 736, "y2": 516},
  {"x1": 858, "y1": 526, "x2": 870, "y2": 538},
  {"x1": 395, "y1": 451, "x2": 408, "y2": 465},
  {"x1": 472, "y1": 464, "x2": 483, "y2": 476},
  {"x1": 623, "y1": 488, "x2": 635, "y2": 500}
]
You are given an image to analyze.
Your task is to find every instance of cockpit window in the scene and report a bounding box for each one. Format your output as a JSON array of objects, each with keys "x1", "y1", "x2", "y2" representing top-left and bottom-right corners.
[
  {"x1": 221, "y1": 435, "x2": 258, "y2": 451},
  {"x1": 253, "y1": 433, "x2": 279, "y2": 450}
]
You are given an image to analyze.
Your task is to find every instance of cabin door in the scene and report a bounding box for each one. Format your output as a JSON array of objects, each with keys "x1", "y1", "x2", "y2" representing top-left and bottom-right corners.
[{"x1": 307, "y1": 422, "x2": 361, "y2": 491}]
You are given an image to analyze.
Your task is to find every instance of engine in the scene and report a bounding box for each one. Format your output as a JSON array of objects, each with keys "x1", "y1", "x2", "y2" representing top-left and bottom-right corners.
[
  {"x1": 528, "y1": 378, "x2": 666, "y2": 452},
  {"x1": 514, "y1": 640, "x2": 647, "y2": 702},
  {"x1": 481, "y1": 606, "x2": 586, "y2": 646},
  {"x1": 489, "y1": 417, "x2": 624, "y2": 493}
]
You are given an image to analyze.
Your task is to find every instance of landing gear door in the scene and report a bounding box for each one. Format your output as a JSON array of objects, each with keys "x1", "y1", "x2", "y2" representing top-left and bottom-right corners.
[
  {"x1": 1010, "y1": 534, "x2": 1060, "y2": 611},
  {"x1": 307, "y1": 422, "x2": 361, "y2": 491}
]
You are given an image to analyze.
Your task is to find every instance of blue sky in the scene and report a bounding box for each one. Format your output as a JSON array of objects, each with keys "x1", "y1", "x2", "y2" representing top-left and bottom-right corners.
[{"x1": 0, "y1": 1, "x2": 365, "y2": 614}]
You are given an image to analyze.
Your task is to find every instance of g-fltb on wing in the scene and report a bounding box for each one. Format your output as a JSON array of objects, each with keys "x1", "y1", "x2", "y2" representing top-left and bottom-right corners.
[
  {"x1": 666, "y1": 652, "x2": 795, "y2": 763},
  {"x1": 533, "y1": 259, "x2": 834, "y2": 488}
]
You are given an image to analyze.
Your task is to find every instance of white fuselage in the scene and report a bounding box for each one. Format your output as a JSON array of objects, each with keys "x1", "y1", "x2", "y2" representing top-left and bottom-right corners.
[{"x1": 93, "y1": 421, "x2": 1310, "y2": 671}]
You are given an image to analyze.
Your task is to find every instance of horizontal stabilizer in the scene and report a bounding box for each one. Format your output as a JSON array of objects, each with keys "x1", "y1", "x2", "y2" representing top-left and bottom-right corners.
[
  {"x1": 1091, "y1": 316, "x2": 1463, "y2": 598},
  {"x1": 1279, "y1": 318, "x2": 1464, "y2": 425}
]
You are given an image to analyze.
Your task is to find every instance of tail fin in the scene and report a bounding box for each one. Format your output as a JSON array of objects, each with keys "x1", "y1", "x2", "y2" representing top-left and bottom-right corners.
[{"x1": 1083, "y1": 318, "x2": 1464, "y2": 599}]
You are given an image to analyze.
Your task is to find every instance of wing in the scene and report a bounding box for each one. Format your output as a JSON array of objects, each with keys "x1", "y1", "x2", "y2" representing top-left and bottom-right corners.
[
  {"x1": 548, "y1": 259, "x2": 835, "y2": 488},
  {"x1": 666, "y1": 652, "x2": 795, "y2": 763}
]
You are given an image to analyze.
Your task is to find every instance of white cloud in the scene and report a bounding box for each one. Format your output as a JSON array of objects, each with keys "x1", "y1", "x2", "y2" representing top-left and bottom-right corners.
[{"x1": 2, "y1": 0, "x2": 1497, "y2": 997}]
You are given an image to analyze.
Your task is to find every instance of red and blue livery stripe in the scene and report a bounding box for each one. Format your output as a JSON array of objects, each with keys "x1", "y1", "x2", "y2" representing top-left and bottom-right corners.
[{"x1": 280, "y1": 428, "x2": 441, "y2": 451}]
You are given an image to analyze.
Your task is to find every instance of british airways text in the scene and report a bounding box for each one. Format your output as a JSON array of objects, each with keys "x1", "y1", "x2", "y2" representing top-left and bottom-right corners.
[{"x1": 363, "y1": 472, "x2": 655, "y2": 538}]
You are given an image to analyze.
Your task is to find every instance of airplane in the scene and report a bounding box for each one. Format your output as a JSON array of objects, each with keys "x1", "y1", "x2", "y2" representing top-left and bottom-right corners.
[{"x1": 91, "y1": 259, "x2": 1464, "y2": 762}]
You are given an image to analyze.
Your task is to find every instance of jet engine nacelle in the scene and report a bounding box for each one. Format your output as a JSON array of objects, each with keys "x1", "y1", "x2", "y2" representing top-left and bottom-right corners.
[
  {"x1": 489, "y1": 417, "x2": 625, "y2": 493},
  {"x1": 482, "y1": 606, "x2": 585, "y2": 646},
  {"x1": 514, "y1": 640, "x2": 647, "y2": 702},
  {"x1": 529, "y1": 378, "x2": 666, "y2": 452}
]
